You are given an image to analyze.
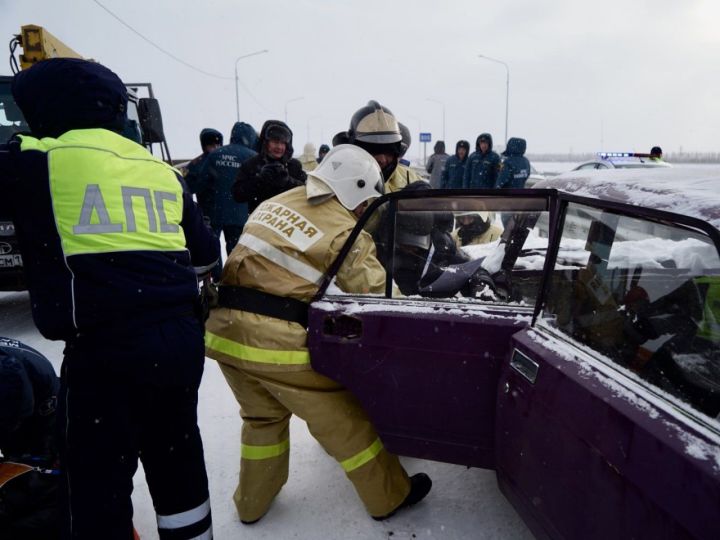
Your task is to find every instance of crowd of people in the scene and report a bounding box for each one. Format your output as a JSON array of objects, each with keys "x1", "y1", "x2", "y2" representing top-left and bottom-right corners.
[{"x1": 0, "y1": 56, "x2": 535, "y2": 539}]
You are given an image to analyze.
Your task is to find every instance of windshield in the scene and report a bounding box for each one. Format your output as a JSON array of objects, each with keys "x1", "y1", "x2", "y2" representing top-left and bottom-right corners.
[{"x1": 0, "y1": 79, "x2": 29, "y2": 142}]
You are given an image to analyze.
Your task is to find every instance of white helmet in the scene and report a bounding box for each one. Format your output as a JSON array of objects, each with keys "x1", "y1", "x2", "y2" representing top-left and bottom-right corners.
[{"x1": 306, "y1": 144, "x2": 384, "y2": 210}]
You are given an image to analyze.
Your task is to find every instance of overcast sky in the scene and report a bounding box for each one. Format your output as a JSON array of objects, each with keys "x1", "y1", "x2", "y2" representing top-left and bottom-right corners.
[{"x1": 2, "y1": 0, "x2": 719, "y2": 159}]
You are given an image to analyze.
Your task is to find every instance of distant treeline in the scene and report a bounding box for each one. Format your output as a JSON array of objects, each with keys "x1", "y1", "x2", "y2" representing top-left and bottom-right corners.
[{"x1": 527, "y1": 152, "x2": 720, "y2": 163}]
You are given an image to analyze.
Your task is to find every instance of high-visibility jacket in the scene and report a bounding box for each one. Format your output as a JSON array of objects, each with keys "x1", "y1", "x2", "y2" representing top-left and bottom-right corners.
[
  {"x1": 1, "y1": 128, "x2": 219, "y2": 340},
  {"x1": 385, "y1": 163, "x2": 422, "y2": 193},
  {"x1": 205, "y1": 186, "x2": 386, "y2": 372}
]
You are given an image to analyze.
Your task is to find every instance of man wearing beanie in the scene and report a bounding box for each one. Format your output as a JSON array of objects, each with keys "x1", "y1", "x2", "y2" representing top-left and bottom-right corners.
[{"x1": 0, "y1": 58, "x2": 218, "y2": 540}]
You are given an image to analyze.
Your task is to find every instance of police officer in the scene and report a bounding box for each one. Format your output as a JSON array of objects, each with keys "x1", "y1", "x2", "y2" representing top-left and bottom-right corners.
[
  {"x1": 0, "y1": 58, "x2": 219, "y2": 540},
  {"x1": 205, "y1": 144, "x2": 431, "y2": 523},
  {"x1": 0, "y1": 338, "x2": 60, "y2": 539},
  {"x1": 464, "y1": 133, "x2": 500, "y2": 189},
  {"x1": 333, "y1": 100, "x2": 422, "y2": 192}
]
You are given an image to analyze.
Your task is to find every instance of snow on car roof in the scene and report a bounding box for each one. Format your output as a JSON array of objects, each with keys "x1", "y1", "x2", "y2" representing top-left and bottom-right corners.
[{"x1": 533, "y1": 166, "x2": 720, "y2": 229}]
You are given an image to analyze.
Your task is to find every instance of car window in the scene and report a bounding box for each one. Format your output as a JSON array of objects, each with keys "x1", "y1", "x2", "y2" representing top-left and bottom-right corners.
[
  {"x1": 333, "y1": 194, "x2": 551, "y2": 307},
  {"x1": 576, "y1": 163, "x2": 597, "y2": 170},
  {"x1": 542, "y1": 201, "x2": 720, "y2": 419}
]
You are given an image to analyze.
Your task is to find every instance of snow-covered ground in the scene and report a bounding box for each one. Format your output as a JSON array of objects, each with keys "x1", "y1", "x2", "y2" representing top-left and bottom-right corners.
[{"x1": 0, "y1": 291, "x2": 533, "y2": 539}]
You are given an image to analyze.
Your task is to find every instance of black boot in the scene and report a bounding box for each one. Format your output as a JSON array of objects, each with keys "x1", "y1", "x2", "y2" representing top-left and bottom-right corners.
[{"x1": 372, "y1": 473, "x2": 432, "y2": 521}]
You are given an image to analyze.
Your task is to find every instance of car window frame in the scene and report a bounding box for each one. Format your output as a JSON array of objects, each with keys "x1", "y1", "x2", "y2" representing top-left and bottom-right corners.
[
  {"x1": 534, "y1": 191, "x2": 720, "y2": 432},
  {"x1": 312, "y1": 188, "x2": 559, "y2": 309}
]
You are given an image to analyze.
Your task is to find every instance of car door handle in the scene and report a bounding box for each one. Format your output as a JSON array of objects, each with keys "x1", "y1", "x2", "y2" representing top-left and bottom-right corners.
[
  {"x1": 323, "y1": 315, "x2": 363, "y2": 340},
  {"x1": 510, "y1": 349, "x2": 539, "y2": 384}
]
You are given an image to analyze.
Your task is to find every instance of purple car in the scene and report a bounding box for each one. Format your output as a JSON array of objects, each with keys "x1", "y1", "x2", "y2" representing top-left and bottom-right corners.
[{"x1": 307, "y1": 176, "x2": 720, "y2": 539}]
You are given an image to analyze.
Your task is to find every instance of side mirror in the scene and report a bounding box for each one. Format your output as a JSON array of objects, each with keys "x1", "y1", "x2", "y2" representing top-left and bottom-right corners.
[{"x1": 137, "y1": 98, "x2": 166, "y2": 144}]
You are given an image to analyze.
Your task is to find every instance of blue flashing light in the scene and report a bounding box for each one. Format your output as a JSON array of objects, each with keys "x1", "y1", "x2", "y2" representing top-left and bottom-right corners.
[{"x1": 598, "y1": 152, "x2": 634, "y2": 159}]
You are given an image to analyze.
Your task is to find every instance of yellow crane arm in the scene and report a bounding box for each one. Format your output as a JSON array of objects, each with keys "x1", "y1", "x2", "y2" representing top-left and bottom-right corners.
[{"x1": 18, "y1": 25, "x2": 85, "y2": 70}]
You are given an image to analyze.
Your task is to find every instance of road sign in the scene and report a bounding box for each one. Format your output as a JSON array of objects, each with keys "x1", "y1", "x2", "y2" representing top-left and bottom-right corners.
[{"x1": 419, "y1": 132, "x2": 432, "y2": 143}]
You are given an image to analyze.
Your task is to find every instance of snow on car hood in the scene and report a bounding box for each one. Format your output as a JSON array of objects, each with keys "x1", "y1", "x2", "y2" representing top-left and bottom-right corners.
[{"x1": 534, "y1": 167, "x2": 720, "y2": 229}]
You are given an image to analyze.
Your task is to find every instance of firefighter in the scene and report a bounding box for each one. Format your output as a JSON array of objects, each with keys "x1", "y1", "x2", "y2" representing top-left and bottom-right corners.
[
  {"x1": 205, "y1": 144, "x2": 432, "y2": 524},
  {"x1": 333, "y1": 100, "x2": 422, "y2": 192},
  {"x1": 0, "y1": 58, "x2": 219, "y2": 540},
  {"x1": 452, "y1": 211, "x2": 504, "y2": 247}
]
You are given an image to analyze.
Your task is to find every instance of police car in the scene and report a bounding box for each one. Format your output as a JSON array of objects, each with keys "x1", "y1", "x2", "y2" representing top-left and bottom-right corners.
[
  {"x1": 305, "y1": 175, "x2": 720, "y2": 539},
  {"x1": 572, "y1": 151, "x2": 672, "y2": 170}
]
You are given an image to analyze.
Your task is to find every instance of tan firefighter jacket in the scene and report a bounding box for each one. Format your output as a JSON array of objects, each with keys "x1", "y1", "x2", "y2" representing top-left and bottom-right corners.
[{"x1": 205, "y1": 186, "x2": 386, "y2": 372}]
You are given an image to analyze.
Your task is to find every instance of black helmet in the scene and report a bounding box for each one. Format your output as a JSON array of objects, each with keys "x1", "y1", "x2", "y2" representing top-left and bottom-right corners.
[
  {"x1": 347, "y1": 100, "x2": 402, "y2": 146},
  {"x1": 398, "y1": 122, "x2": 411, "y2": 158},
  {"x1": 318, "y1": 144, "x2": 330, "y2": 154}
]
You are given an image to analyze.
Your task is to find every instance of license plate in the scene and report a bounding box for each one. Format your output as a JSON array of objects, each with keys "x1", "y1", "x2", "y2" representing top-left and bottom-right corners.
[{"x1": 0, "y1": 254, "x2": 22, "y2": 268}]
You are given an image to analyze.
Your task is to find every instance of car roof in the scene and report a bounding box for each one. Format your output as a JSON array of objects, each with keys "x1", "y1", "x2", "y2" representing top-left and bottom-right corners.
[{"x1": 533, "y1": 166, "x2": 720, "y2": 229}]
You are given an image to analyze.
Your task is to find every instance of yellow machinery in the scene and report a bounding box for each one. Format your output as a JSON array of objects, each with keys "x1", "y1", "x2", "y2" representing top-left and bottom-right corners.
[
  {"x1": 16, "y1": 25, "x2": 86, "y2": 70},
  {"x1": 5, "y1": 25, "x2": 172, "y2": 161}
]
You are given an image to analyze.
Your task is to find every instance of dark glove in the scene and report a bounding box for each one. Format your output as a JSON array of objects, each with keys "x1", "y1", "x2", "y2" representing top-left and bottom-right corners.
[{"x1": 259, "y1": 162, "x2": 288, "y2": 183}]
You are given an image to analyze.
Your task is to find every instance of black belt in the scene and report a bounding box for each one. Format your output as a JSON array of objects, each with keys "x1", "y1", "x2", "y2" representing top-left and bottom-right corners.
[{"x1": 218, "y1": 285, "x2": 309, "y2": 327}]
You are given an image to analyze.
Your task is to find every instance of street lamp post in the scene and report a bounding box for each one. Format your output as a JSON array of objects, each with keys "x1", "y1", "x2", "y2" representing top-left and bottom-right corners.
[
  {"x1": 284, "y1": 96, "x2": 304, "y2": 124},
  {"x1": 477, "y1": 54, "x2": 509, "y2": 145},
  {"x1": 235, "y1": 49, "x2": 269, "y2": 122},
  {"x1": 425, "y1": 98, "x2": 445, "y2": 142}
]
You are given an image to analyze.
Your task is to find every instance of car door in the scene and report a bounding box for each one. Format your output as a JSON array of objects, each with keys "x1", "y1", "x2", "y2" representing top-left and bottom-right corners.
[
  {"x1": 308, "y1": 189, "x2": 556, "y2": 468},
  {"x1": 495, "y1": 194, "x2": 720, "y2": 539}
]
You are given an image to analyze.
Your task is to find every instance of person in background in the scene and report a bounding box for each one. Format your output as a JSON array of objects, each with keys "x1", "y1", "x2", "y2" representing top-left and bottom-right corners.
[
  {"x1": 464, "y1": 133, "x2": 500, "y2": 189},
  {"x1": 649, "y1": 146, "x2": 663, "y2": 162},
  {"x1": 0, "y1": 338, "x2": 60, "y2": 540},
  {"x1": 398, "y1": 122, "x2": 412, "y2": 167},
  {"x1": 495, "y1": 137, "x2": 530, "y2": 189},
  {"x1": 426, "y1": 140, "x2": 449, "y2": 188},
  {"x1": 0, "y1": 58, "x2": 219, "y2": 540},
  {"x1": 333, "y1": 100, "x2": 422, "y2": 192},
  {"x1": 299, "y1": 142, "x2": 318, "y2": 171},
  {"x1": 232, "y1": 120, "x2": 307, "y2": 214},
  {"x1": 184, "y1": 128, "x2": 223, "y2": 219},
  {"x1": 205, "y1": 144, "x2": 431, "y2": 524},
  {"x1": 317, "y1": 143, "x2": 330, "y2": 163},
  {"x1": 440, "y1": 140, "x2": 470, "y2": 189},
  {"x1": 198, "y1": 122, "x2": 258, "y2": 278}
]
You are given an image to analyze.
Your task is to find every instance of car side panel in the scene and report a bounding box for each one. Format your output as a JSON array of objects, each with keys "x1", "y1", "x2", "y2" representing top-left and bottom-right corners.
[
  {"x1": 495, "y1": 328, "x2": 720, "y2": 540},
  {"x1": 309, "y1": 298, "x2": 532, "y2": 468}
]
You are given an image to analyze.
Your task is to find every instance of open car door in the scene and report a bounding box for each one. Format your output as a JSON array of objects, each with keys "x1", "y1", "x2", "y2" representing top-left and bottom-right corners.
[
  {"x1": 496, "y1": 194, "x2": 720, "y2": 539},
  {"x1": 308, "y1": 189, "x2": 556, "y2": 468}
]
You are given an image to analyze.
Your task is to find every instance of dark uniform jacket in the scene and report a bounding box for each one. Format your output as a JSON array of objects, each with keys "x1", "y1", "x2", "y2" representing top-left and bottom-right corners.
[
  {"x1": 496, "y1": 137, "x2": 530, "y2": 189},
  {"x1": 232, "y1": 120, "x2": 307, "y2": 214},
  {"x1": 185, "y1": 127, "x2": 223, "y2": 221},
  {"x1": 197, "y1": 122, "x2": 257, "y2": 227},
  {"x1": 463, "y1": 133, "x2": 500, "y2": 189},
  {"x1": 440, "y1": 141, "x2": 470, "y2": 189}
]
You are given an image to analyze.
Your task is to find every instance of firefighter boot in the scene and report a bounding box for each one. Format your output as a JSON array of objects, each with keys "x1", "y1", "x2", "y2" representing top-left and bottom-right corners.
[{"x1": 372, "y1": 473, "x2": 432, "y2": 521}]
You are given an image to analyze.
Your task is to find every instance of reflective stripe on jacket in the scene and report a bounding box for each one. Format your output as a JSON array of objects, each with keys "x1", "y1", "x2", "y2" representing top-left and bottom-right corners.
[
  {"x1": 205, "y1": 186, "x2": 386, "y2": 371},
  {"x1": 19, "y1": 131, "x2": 185, "y2": 255}
]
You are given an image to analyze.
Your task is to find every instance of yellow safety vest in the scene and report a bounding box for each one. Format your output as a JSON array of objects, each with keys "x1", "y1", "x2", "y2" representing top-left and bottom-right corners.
[{"x1": 19, "y1": 129, "x2": 185, "y2": 256}]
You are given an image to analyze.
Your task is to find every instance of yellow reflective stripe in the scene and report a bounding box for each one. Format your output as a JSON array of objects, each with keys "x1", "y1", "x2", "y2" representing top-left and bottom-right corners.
[
  {"x1": 340, "y1": 438, "x2": 384, "y2": 473},
  {"x1": 241, "y1": 439, "x2": 290, "y2": 460},
  {"x1": 205, "y1": 331, "x2": 310, "y2": 365}
]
